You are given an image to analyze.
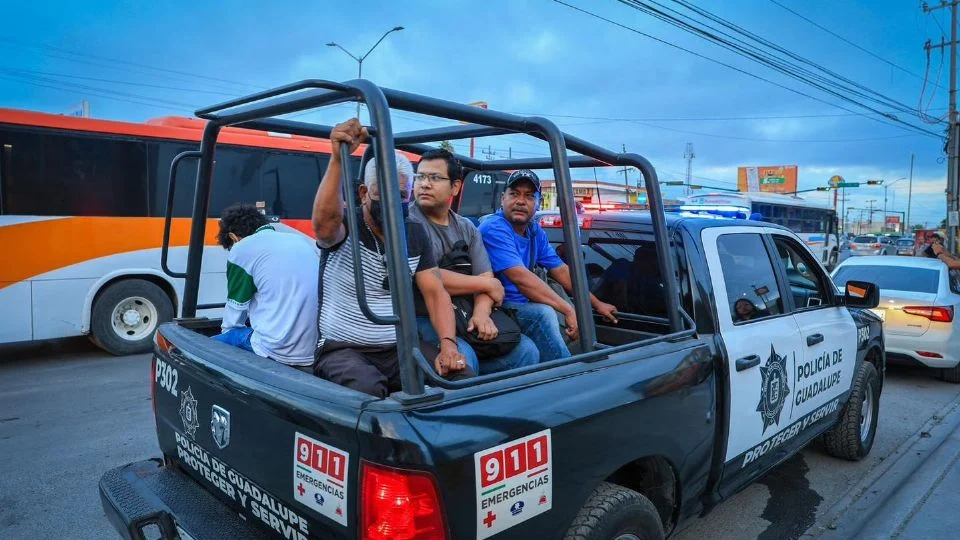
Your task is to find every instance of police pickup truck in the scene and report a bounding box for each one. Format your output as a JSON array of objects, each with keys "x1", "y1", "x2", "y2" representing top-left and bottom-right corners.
[{"x1": 98, "y1": 79, "x2": 885, "y2": 540}]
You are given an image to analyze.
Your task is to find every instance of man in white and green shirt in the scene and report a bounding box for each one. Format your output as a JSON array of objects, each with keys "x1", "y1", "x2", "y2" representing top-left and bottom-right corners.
[{"x1": 214, "y1": 204, "x2": 319, "y2": 371}]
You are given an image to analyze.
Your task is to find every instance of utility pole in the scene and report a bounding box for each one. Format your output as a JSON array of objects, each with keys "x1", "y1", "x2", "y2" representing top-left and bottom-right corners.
[
  {"x1": 866, "y1": 199, "x2": 877, "y2": 233},
  {"x1": 684, "y1": 142, "x2": 695, "y2": 196},
  {"x1": 924, "y1": 0, "x2": 959, "y2": 250},
  {"x1": 907, "y1": 153, "x2": 915, "y2": 232},
  {"x1": 482, "y1": 145, "x2": 497, "y2": 160},
  {"x1": 617, "y1": 143, "x2": 631, "y2": 202}
]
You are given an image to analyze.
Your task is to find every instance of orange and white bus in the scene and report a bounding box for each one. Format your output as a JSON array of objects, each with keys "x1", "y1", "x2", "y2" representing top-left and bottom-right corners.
[{"x1": 0, "y1": 108, "x2": 353, "y2": 355}]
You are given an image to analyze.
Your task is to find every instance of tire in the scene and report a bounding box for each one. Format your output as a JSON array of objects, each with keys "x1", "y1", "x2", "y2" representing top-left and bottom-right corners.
[
  {"x1": 827, "y1": 250, "x2": 838, "y2": 269},
  {"x1": 90, "y1": 279, "x2": 174, "y2": 356},
  {"x1": 824, "y1": 361, "x2": 880, "y2": 461},
  {"x1": 563, "y1": 482, "x2": 664, "y2": 540},
  {"x1": 940, "y1": 364, "x2": 960, "y2": 383}
]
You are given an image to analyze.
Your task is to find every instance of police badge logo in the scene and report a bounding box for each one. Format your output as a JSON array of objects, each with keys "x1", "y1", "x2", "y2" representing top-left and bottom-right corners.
[
  {"x1": 211, "y1": 405, "x2": 230, "y2": 449},
  {"x1": 756, "y1": 345, "x2": 790, "y2": 434},
  {"x1": 179, "y1": 386, "x2": 199, "y2": 438}
]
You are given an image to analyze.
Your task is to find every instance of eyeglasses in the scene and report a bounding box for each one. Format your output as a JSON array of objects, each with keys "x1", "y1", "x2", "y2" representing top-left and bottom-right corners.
[{"x1": 414, "y1": 172, "x2": 451, "y2": 184}]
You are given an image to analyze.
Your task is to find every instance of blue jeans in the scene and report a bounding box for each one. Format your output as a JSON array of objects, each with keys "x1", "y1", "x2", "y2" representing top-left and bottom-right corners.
[
  {"x1": 213, "y1": 327, "x2": 254, "y2": 352},
  {"x1": 416, "y1": 317, "x2": 480, "y2": 374},
  {"x1": 416, "y1": 317, "x2": 540, "y2": 375},
  {"x1": 503, "y1": 301, "x2": 570, "y2": 362}
]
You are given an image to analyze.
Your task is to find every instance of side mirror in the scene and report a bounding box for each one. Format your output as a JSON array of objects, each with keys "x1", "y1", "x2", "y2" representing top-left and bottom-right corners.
[{"x1": 843, "y1": 280, "x2": 880, "y2": 309}]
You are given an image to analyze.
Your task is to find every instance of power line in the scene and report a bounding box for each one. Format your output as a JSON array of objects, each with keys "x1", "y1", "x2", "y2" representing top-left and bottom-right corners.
[
  {"x1": 0, "y1": 36, "x2": 262, "y2": 92},
  {"x1": 617, "y1": 0, "x2": 944, "y2": 137},
  {"x1": 0, "y1": 66, "x2": 240, "y2": 97},
  {"x1": 768, "y1": 0, "x2": 944, "y2": 90},
  {"x1": 515, "y1": 109, "x2": 945, "y2": 122},
  {"x1": 551, "y1": 0, "x2": 942, "y2": 139}
]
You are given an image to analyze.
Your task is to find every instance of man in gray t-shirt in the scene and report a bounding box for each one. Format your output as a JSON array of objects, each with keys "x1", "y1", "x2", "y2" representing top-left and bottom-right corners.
[{"x1": 410, "y1": 149, "x2": 540, "y2": 374}]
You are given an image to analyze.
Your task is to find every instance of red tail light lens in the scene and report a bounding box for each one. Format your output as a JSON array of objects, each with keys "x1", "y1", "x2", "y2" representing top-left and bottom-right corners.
[
  {"x1": 873, "y1": 243, "x2": 881, "y2": 249},
  {"x1": 917, "y1": 351, "x2": 944, "y2": 358},
  {"x1": 903, "y1": 306, "x2": 954, "y2": 323},
  {"x1": 361, "y1": 462, "x2": 447, "y2": 540},
  {"x1": 539, "y1": 215, "x2": 591, "y2": 229}
]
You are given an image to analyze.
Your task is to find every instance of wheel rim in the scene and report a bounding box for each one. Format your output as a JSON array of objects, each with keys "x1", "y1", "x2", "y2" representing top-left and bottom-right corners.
[
  {"x1": 110, "y1": 296, "x2": 159, "y2": 342},
  {"x1": 859, "y1": 381, "x2": 875, "y2": 443},
  {"x1": 614, "y1": 535, "x2": 641, "y2": 540}
]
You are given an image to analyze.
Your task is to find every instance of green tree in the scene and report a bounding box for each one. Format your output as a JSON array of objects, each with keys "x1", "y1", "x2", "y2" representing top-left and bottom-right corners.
[
  {"x1": 913, "y1": 223, "x2": 925, "y2": 231},
  {"x1": 940, "y1": 218, "x2": 948, "y2": 229},
  {"x1": 439, "y1": 140, "x2": 454, "y2": 153}
]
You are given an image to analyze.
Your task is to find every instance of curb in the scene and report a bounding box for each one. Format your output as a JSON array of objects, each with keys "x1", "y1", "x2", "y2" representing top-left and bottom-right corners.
[{"x1": 803, "y1": 391, "x2": 960, "y2": 539}]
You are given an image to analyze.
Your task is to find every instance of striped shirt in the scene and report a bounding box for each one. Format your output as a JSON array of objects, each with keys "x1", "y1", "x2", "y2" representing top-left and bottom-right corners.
[{"x1": 317, "y1": 212, "x2": 436, "y2": 349}]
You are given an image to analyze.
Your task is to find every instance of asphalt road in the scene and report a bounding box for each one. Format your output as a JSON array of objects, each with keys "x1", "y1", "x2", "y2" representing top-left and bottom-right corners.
[{"x1": 1, "y1": 339, "x2": 959, "y2": 540}]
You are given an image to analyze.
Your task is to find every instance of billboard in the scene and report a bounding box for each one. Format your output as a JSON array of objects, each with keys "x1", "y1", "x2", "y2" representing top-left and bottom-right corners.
[
  {"x1": 737, "y1": 165, "x2": 799, "y2": 194},
  {"x1": 885, "y1": 215, "x2": 901, "y2": 226}
]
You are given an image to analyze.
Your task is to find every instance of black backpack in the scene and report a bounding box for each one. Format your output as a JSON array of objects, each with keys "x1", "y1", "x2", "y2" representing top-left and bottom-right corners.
[{"x1": 430, "y1": 224, "x2": 522, "y2": 360}]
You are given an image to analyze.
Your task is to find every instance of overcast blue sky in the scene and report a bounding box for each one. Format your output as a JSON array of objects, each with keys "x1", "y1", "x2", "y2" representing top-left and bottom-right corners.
[{"x1": 0, "y1": 0, "x2": 951, "y2": 227}]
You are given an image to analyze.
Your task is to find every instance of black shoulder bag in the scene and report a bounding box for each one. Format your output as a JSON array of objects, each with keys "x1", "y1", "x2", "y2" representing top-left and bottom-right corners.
[{"x1": 428, "y1": 217, "x2": 522, "y2": 359}]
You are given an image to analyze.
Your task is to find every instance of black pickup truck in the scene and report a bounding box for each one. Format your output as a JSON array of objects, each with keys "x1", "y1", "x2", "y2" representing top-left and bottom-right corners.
[{"x1": 99, "y1": 79, "x2": 885, "y2": 540}]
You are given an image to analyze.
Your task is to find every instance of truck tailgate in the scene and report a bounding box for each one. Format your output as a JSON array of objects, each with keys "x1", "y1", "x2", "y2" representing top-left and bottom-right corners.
[{"x1": 152, "y1": 323, "x2": 374, "y2": 539}]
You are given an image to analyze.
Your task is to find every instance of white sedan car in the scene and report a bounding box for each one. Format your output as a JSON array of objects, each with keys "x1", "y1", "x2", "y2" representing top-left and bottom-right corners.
[{"x1": 831, "y1": 256, "x2": 960, "y2": 382}]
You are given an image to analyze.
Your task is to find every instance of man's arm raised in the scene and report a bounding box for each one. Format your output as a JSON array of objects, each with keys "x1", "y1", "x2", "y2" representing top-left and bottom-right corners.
[{"x1": 313, "y1": 118, "x2": 367, "y2": 246}]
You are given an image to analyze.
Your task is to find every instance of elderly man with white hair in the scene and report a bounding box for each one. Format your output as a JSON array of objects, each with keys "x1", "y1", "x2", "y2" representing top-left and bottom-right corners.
[{"x1": 311, "y1": 118, "x2": 474, "y2": 397}]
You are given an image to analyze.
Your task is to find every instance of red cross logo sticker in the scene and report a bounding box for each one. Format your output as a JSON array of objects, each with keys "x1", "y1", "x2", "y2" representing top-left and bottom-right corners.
[
  {"x1": 297, "y1": 483, "x2": 305, "y2": 496},
  {"x1": 483, "y1": 510, "x2": 497, "y2": 528},
  {"x1": 336, "y1": 506, "x2": 343, "y2": 516}
]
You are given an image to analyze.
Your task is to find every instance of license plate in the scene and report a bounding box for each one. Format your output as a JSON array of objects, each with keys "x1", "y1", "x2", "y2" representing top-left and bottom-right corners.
[{"x1": 869, "y1": 308, "x2": 886, "y2": 321}]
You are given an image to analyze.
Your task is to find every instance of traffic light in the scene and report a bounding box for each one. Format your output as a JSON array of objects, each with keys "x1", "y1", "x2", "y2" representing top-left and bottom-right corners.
[
  {"x1": 866, "y1": 180, "x2": 883, "y2": 185},
  {"x1": 816, "y1": 187, "x2": 829, "y2": 191}
]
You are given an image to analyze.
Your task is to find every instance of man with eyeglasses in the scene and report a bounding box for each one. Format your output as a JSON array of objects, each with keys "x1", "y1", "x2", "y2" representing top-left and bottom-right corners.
[
  {"x1": 409, "y1": 149, "x2": 540, "y2": 374},
  {"x1": 479, "y1": 170, "x2": 619, "y2": 362},
  {"x1": 311, "y1": 119, "x2": 472, "y2": 398}
]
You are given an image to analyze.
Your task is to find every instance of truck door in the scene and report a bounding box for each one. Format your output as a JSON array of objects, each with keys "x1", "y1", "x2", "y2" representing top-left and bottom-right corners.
[
  {"x1": 701, "y1": 228, "x2": 805, "y2": 495},
  {"x1": 768, "y1": 232, "x2": 857, "y2": 433}
]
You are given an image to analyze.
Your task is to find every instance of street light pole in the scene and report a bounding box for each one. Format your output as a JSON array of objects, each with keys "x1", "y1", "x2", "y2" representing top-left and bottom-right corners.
[{"x1": 327, "y1": 26, "x2": 404, "y2": 117}]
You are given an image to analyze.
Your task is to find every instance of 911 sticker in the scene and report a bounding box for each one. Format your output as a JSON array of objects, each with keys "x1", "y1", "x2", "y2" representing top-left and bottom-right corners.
[
  {"x1": 293, "y1": 432, "x2": 349, "y2": 527},
  {"x1": 475, "y1": 429, "x2": 552, "y2": 539}
]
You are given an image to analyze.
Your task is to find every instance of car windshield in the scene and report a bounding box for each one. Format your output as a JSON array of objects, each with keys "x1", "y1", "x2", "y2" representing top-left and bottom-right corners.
[
  {"x1": 833, "y1": 265, "x2": 940, "y2": 294},
  {"x1": 853, "y1": 236, "x2": 877, "y2": 243}
]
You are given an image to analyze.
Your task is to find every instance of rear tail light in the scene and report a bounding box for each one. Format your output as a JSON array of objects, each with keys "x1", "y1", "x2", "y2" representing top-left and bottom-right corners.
[
  {"x1": 538, "y1": 214, "x2": 591, "y2": 229},
  {"x1": 873, "y1": 243, "x2": 881, "y2": 249},
  {"x1": 361, "y1": 462, "x2": 447, "y2": 540},
  {"x1": 903, "y1": 306, "x2": 954, "y2": 323},
  {"x1": 917, "y1": 351, "x2": 944, "y2": 358}
]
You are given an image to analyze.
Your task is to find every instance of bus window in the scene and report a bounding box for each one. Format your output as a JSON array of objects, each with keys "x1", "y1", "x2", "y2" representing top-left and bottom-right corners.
[
  {"x1": 149, "y1": 141, "x2": 198, "y2": 217},
  {"x1": 457, "y1": 171, "x2": 507, "y2": 219},
  {"x1": 260, "y1": 151, "x2": 326, "y2": 219},
  {"x1": 3, "y1": 128, "x2": 148, "y2": 217}
]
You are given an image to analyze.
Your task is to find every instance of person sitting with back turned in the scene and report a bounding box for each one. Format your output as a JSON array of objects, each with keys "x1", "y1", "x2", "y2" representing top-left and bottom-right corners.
[
  {"x1": 311, "y1": 118, "x2": 473, "y2": 397},
  {"x1": 409, "y1": 148, "x2": 540, "y2": 374},
  {"x1": 213, "y1": 203, "x2": 319, "y2": 373},
  {"x1": 478, "y1": 169, "x2": 620, "y2": 362}
]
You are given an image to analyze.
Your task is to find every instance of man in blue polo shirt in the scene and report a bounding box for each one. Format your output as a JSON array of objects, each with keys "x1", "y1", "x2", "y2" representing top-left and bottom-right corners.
[{"x1": 479, "y1": 170, "x2": 619, "y2": 361}]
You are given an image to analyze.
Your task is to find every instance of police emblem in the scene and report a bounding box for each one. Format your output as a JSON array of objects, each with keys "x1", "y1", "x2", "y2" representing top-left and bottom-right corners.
[
  {"x1": 211, "y1": 405, "x2": 230, "y2": 449},
  {"x1": 756, "y1": 345, "x2": 790, "y2": 434},
  {"x1": 179, "y1": 386, "x2": 199, "y2": 438}
]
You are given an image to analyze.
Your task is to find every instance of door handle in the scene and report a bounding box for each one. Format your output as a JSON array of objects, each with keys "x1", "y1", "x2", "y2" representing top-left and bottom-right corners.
[
  {"x1": 736, "y1": 355, "x2": 761, "y2": 372},
  {"x1": 807, "y1": 333, "x2": 824, "y2": 346}
]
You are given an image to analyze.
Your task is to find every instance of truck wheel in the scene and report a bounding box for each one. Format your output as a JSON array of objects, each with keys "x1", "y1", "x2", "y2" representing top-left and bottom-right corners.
[
  {"x1": 824, "y1": 361, "x2": 880, "y2": 461},
  {"x1": 563, "y1": 482, "x2": 664, "y2": 540},
  {"x1": 91, "y1": 279, "x2": 173, "y2": 356},
  {"x1": 940, "y1": 364, "x2": 960, "y2": 383}
]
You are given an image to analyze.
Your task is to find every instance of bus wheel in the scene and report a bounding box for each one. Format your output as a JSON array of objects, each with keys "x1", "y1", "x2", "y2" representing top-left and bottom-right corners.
[
  {"x1": 828, "y1": 250, "x2": 838, "y2": 269},
  {"x1": 91, "y1": 279, "x2": 173, "y2": 356}
]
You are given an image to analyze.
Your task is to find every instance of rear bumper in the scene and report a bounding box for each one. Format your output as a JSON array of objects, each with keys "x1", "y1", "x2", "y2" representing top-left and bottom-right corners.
[
  {"x1": 99, "y1": 459, "x2": 263, "y2": 540},
  {"x1": 886, "y1": 335, "x2": 959, "y2": 368}
]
